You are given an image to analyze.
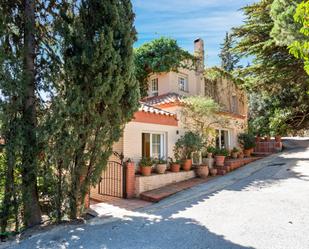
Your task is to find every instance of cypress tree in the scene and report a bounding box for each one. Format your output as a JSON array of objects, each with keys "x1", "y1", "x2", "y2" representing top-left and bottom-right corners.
[
  {"x1": 49, "y1": 0, "x2": 140, "y2": 218},
  {"x1": 219, "y1": 32, "x2": 239, "y2": 72}
]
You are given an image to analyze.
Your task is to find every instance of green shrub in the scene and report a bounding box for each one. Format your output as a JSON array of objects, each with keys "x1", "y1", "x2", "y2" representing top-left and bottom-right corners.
[
  {"x1": 174, "y1": 132, "x2": 203, "y2": 159},
  {"x1": 139, "y1": 157, "x2": 154, "y2": 167},
  {"x1": 214, "y1": 148, "x2": 229, "y2": 157},
  {"x1": 238, "y1": 133, "x2": 256, "y2": 149}
]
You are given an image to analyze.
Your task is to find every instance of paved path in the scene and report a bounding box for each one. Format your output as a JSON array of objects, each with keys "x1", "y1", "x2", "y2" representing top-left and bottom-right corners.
[{"x1": 6, "y1": 139, "x2": 309, "y2": 249}]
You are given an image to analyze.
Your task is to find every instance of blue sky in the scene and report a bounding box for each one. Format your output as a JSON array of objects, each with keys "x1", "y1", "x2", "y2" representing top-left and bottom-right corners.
[{"x1": 132, "y1": 0, "x2": 256, "y2": 66}]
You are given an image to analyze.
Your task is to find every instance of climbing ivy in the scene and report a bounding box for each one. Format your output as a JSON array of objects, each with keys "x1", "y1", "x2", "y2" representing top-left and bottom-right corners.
[{"x1": 134, "y1": 37, "x2": 195, "y2": 97}]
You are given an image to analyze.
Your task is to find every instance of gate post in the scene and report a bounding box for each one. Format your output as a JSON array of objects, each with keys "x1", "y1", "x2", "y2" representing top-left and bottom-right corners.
[{"x1": 125, "y1": 161, "x2": 136, "y2": 199}]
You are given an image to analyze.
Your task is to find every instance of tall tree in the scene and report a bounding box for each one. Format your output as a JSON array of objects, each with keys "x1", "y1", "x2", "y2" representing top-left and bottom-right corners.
[
  {"x1": 233, "y1": 0, "x2": 309, "y2": 134},
  {"x1": 48, "y1": 0, "x2": 140, "y2": 218},
  {"x1": 289, "y1": 1, "x2": 309, "y2": 74},
  {"x1": 21, "y1": 0, "x2": 42, "y2": 227},
  {"x1": 219, "y1": 32, "x2": 239, "y2": 72}
]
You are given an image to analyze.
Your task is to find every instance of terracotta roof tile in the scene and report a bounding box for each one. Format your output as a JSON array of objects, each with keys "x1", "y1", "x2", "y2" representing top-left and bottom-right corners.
[
  {"x1": 142, "y1": 92, "x2": 184, "y2": 106},
  {"x1": 139, "y1": 102, "x2": 176, "y2": 117}
]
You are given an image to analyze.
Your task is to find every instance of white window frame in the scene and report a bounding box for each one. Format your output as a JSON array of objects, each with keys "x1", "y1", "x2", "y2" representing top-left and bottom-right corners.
[
  {"x1": 216, "y1": 129, "x2": 230, "y2": 149},
  {"x1": 178, "y1": 75, "x2": 188, "y2": 92},
  {"x1": 150, "y1": 78, "x2": 158, "y2": 96},
  {"x1": 142, "y1": 132, "x2": 166, "y2": 159}
]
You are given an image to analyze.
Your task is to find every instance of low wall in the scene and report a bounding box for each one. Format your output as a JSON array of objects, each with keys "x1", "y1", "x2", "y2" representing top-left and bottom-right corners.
[
  {"x1": 254, "y1": 141, "x2": 282, "y2": 153},
  {"x1": 135, "y1": 170, "x2": 196, "y2": 196}
]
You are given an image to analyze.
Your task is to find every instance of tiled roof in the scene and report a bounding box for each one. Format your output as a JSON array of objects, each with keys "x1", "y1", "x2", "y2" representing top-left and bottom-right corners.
[
  {"x1": 142, "y1": 92, "x2": 184, "y2": 106},
  {"x1": 139, "y1": 102, "x2": 176, "y2": 117}
]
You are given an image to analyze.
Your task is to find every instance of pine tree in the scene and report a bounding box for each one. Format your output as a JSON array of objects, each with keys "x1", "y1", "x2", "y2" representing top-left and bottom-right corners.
[
  {"x1": 219, "y1": 32, "x2": 239, "y2": 72},
  {"x1": 233, "y1": 0, "x2": 309, "y2": 133}
]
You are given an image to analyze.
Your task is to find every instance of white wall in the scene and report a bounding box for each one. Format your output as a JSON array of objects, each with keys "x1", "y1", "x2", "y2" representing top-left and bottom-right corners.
[{"x1": 123, "y1": 121, "x2": 181, "y2": 168}]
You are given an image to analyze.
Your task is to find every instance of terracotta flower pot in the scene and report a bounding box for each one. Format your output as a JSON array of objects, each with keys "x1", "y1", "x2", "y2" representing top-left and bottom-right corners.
[
  {"x1": 170, "y1": 163, "x2": 180, "y2": 173},
  {"x1": 238, "y1": 152, "x2": 244, "y2": 159},
  {"x1": 196, "y1": 165, "x2": 209, "y2": 179},
  {"x1": 232, "y1": 152, "x2": 238, "y2": 159},
  {"x1": 202, "y1": 157, "x2": 214, "y2": 168},
  {"x1": 275, "y1": 135, "x2": 282, "y2": 142},
  {"x1": 156, "y1": 164, "x2": 167, "y2": 174},
  {"x1": 215, "y1": 155, "x2": 226, "y2": 166},
  {"x1": 244, "y1": 149, "x2": 251, "y2": 157},
  {"x1": 140, "y1": 166, "x2": 152, "y2": 176},
  {"x1": 182, "y1": 159, "x2": 192, "y2": 171},
  {"x1": 210, "y1": 168, "x2": 217, "y2": 176}
]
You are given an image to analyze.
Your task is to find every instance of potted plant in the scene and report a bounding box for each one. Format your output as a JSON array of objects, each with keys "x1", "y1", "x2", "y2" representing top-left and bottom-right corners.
[
  {"x1": 231, "y1": 147, "x2": 239, "y2": 159},
  {"x1": 214, "y1": 148, "x2": 229, "y2": 166},
  {"x1": 139, "y1": 157, "x2": 153, "y2": 176},
  {"x1": 206, "y1": 146, "x2": 216, "y2": 158},
  {"x1": 210, "y1": 168, "x2": 217, "y2": 176},
  {"x1": 196, "y1": 164, "x2": 209, "y2": 179},
  {"x1": 174, "y1": 132, "x2": 203, "y2": 172},
  {"x1": 155, "y1": 157, "x2": 167, "y2": 174},
  {"x1": 238, "y1": 150, "x2": 244, "y2": 159},
  {"x1": 169, "y1": 157, "x2": 181, "y2": 173},
  {"x1": 238, "y1": 133, "x2": 256, "y2": 157}
]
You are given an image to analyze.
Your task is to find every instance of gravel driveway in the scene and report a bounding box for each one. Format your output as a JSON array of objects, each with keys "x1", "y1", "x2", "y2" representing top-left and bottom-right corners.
[{"x1": 5, "y1": 138, "x2": 309, "y2": 249}]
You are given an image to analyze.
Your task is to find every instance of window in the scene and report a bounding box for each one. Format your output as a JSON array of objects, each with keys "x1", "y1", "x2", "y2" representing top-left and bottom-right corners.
[
  {"x1": 142, "y1": 133, "x2": 165, "y2": 159},
  {"x1": 178, "y1": 76, "x2": 188, "y2": 92},
  {"x1": 215, "y1": 129, "x2": 230, "y2": 149},
  {"x1": 151, "y1": 78, "x2": 158, "y2": 96},
  {"x1": 232, "y1": 95, "x2": 238, "y2": 113}
]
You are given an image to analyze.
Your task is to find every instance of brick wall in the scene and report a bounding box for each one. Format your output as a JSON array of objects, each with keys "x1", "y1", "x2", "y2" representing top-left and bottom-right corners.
[
  {"x1": 125, "y1": 162, "x2": 135, "y2": 199},
  {"x1": 254, "y1": 141, "x2": 282, "y2": 153}
]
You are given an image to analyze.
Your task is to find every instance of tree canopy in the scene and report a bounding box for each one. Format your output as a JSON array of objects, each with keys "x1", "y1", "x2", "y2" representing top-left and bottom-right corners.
[
  {"x1": 219, "y1": 32, "x2": 240, "y2": 72},
  {"x1": 134, "y1": 37, "x2": 194, "y2": 97},
  {"x1": 0, "y1": 0, "x2": 139, "y2": 234},
  {"x1": 232, "y1": 0, "x2": 309, "y2": 135},
  {"x1": 289, "y1": 1, "x2": 309, "y2": 74}
]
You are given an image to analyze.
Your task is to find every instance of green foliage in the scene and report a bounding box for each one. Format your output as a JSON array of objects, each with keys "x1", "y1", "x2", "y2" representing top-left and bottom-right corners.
[
  {"x1": 233, "y1": 0, "x2": 309, "y2": 133},
  {"x1": 174, "y1": 132, "x2": 203, "y2": 160},
  {"x1": 47, "y1": 0, "x2": 139, "y2": 219},
  {"x1": 219, "y1": 32, "x2": 240, "y2": 72},
  {"x1": 204, "y1": 66, "x2": 244, "y2": 85},
  {"x1": 231, "y1": 147, "x2": 240, "y2": 153},
  {"x1": 181, "y1": 95, "x2": 224, "y2": 146},
  {"x1": 0, "y1": 0, "x2": 140, "y2": 232},
  {"x1": 139, "y1": 157, "x2": 153, "y2": 167},
  {"x1": 206, "y1": 146, "x2": 217, "y2": 154},
  {"x1": 289, "y1": 1, "x2": 309, "y2": 74},
  {"x1": 154, "y1": 158, "x2": 167, "y2": 164},
  {"x1": 270, "y1": 0, "x2": 304, "y2": 46},
  {"x1": 134, "y1": 37, "x2": 194, "y2": 97},
  {"x1": 214, "y1": 148, "x2": 229, "y2": 157},
  {"x1": 238, "y1": 133, "x2": 256, "y2": 150}
]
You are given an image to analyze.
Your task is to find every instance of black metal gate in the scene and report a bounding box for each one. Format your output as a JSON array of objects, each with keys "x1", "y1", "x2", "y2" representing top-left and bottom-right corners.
[{"x1": 98, "y1": 160, "x2": 127, "y2": 198}]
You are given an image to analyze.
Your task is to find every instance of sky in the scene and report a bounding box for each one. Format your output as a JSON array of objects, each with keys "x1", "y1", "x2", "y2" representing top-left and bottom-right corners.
[{"x1": 132, "y1": 0, "x2": 257, "y2": 67}]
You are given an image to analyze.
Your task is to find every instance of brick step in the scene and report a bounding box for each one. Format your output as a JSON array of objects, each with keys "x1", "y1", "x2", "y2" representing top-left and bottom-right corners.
[{"x1": 140, "y1": 178, "x2": 212, "y2": 202}]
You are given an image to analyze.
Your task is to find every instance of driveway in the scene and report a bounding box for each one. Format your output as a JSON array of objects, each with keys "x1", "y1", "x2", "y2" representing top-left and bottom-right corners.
[{"x1": 6, "y1": 138, "x2": 309, "y2": 249}]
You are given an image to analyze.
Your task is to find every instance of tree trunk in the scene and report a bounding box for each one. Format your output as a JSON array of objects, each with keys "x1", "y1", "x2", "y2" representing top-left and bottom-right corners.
[
  {"x1": 0, "y1": 141, "x2": 15, "y2": 234},
  {"x1": 21, "y1": 0, "x2": 41, "y2": 227}
]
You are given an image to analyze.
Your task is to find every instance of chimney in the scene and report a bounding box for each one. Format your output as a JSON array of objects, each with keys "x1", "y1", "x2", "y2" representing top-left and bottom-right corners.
[{"x1": 194, "y1": 38, "x2": 205, "y2": 73}]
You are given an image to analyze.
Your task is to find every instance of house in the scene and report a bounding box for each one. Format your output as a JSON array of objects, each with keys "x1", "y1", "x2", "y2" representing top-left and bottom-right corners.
[{"x1": 90, "y1": 38, "x2": 248, "y2": 200}]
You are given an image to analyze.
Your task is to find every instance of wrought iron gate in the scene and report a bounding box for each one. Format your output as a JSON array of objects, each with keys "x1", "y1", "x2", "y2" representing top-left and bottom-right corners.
[{"x1": 98, "y1": 160, "x2": 127, "y2": 198}]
